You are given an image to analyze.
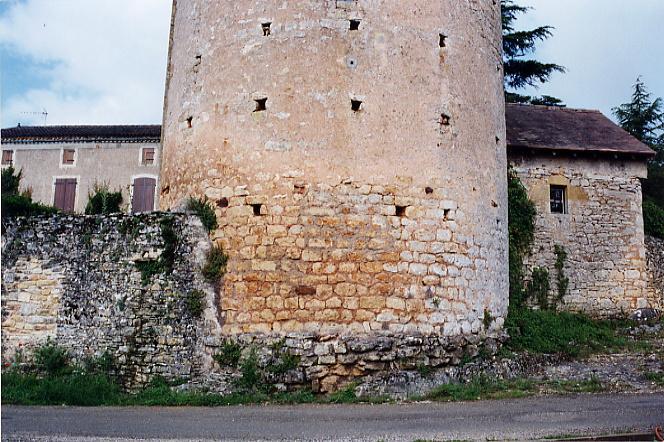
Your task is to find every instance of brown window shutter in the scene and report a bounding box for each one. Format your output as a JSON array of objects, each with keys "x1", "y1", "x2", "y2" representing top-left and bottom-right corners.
[
  {"x1": 64, "y1": 179, "x2": 77, "y2": 212},
  {"x1": 132, "y1": 177, "x2": 156, "y2": 213},
  {"x1": 142, "y1": 148, "x2": 155, "y2": 165},
  {"x1": 63, "y1": 149, "x2": 75, "y2": 165},
  {"x1": 54, "y1": 179, "x2": 67, "y2": 210},
  {"x1": 2, "y1": 150, "x2": 13, "y2": 165}
]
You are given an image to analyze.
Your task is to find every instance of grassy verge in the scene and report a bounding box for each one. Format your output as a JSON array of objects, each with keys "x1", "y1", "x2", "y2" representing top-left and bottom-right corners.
[
  {"x1": 0, "y1": 372, "x2": 391, "y2": 407},
  {"x1": 505, "y1": 308, "x2": 635, "y2": 358},
  {"x1": 417, "y1": 376, "x2": 606, "y2": 402}
]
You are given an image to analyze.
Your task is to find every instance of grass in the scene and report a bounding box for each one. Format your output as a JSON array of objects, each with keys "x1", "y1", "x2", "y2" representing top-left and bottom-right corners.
[
  {"x1": 644, "y1": 371, "x2": 664, "y2": 386},
  {"x1": 0, "y1": 371, "x2": 389, "y2": 407},
  {"x1": 417, "y1": 376, "x2": 606, "y2": 403},
  {"x1": 505, "y1": 308, "x2": 631, "y2": 358}
]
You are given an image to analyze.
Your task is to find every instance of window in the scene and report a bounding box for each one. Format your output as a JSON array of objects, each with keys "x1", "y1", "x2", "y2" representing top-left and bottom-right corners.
[
  {"x1": 62, "y1": 149, "x2": 76, "y2": 165},
  {"x1": 2, "y1": 150, "x2": 13, "y2": 166},
  {"x1": 54, "y1": 178, "x2": 77, "y2": 212},
  {"x1": 142, "y1": 147, "x2": 156, "y2": 165},
  {"x1": 550, "y1": 185, "x2": 567, "y2": 214}
]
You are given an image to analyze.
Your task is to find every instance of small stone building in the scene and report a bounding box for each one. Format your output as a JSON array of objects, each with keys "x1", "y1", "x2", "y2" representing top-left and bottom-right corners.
[
  {"x1": 506, "y1": 104, "x2": 657, "y2": 316},
  {"x1": 1, "y1": 125, "x2": 161, "y2": 213}
]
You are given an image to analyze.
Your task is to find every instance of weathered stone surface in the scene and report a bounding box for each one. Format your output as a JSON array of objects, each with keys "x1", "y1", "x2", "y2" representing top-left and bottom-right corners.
[
  {"x1": 1, "y1": 213, "x2": 215, "y2": 391},
  {"x1": 159, "y1": 0, "x2": 509, "y2": 336},
  {"x1": 511, "y1": 155, "x2": 655, "y2": 317}
]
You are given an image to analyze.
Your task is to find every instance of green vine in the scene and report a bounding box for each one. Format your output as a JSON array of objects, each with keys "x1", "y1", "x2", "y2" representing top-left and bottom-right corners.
[
  {"x1": 554, "y1": 245, "x2": 569, "y2": 305},
  {"x1": 135, "y1": 217, "x2": 178, "y2": 285},
  {"x1": 526, "y1": 267, "x2": 550, "y2": 310},
  {"x1": 507, "y1": 167, "x2": 537, "y2": 309}
]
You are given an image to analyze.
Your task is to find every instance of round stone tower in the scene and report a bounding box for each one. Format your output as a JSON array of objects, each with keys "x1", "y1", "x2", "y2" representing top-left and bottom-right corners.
[{"x1": 161, "y1": 0, "x2": 507, "y2": 346}]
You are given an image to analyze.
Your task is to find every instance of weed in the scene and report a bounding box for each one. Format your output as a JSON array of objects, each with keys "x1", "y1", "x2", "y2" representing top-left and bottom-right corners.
[
  {"x1": 185, "y1": 290, "x2": 206, "y2": 317},
  {"x1": 644, "y1": 371, "x2": 664, "y2": 386},
  {"x1": 416, "y1": 363, "x2": 434, "y2": 378},
  {"x1": 327, "y1": 383, "x2": 358, "y2": 403},
  {"x1": 423, "y1": 376, "x2": 537, "y2": 402},
  {"x1": 526, "y1": 267, "x2": 550, "y2": 310},
  {"x1": 483, "y1": 309, "x2": 494, "y2": 330},
  {"x1": 213, "y1": 340, "x2": 243, "y2": 368},
  {"x1": 202, "y1": 244, "x2": 228, "y2": 283},
  {"x1": 235, "y1": 348, "x2": 264, "y2": 393},
  {"x1": 186, "y1": 197, "x2": 218, "y2": 232},
  {"x1": 134, "y1": 217, "x2": 178, "y2": 285},
  {"x1": 554, "y1": 245, "x2": 569, "y2": 304},
  {"x1": 34, "y1": 338, "x2": 69, "y2": 375}
]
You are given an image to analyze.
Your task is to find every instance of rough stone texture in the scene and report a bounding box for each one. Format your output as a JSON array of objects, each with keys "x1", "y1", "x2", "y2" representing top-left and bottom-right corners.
[
  {"x1": 1, "y1": 213, "x2": 504, "y2": 393},
  {"x1": 646, "y1": 235, "x2": 664, "y2": 310},
  {"x1": 510, "y1": 154, "x2": 651, "y2": 316},
  {"x1": 159, "y1": 1, "x2": 508, "y2": 338},
  {"x1": 1, "y1": 213, "x2": 215, "y2": 390}
]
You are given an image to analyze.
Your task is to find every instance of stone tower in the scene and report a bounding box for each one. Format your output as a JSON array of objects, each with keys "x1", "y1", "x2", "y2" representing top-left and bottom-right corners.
[{"x1": 161, "y1": 1, "x2": 508, "y2": 341}]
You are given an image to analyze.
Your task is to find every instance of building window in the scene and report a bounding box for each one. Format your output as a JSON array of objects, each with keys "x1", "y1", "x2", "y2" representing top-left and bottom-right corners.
[
  {"x1": 550, "y1": 185, "x2": 567, "y2": 214},
  {"x1": 54, "y1": 178, "x2": 77, "y2": 212},
  {"x1": 62, "y1": 149, "x2": 76, "y2": 165},
  {"x1": 2, "y1": 150, "x2": 14, "y2": 166},
  {"x1": 142, "y1": 147, "x2": 156, "y2": 165}
]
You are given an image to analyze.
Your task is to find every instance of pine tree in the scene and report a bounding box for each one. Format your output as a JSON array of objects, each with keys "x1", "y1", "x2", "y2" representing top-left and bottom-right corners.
[
  {"x1": 502, "y1": 0, "x2": 565, "y2": 105},
  {"x1": 612, "y1": 77, "x2": 664, "y2": 153},
  {"x1": 614, "y1": 78, "x2": 664, "y2": 237}
]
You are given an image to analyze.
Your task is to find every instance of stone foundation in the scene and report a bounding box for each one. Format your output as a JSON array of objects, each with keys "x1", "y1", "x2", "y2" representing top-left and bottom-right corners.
[{"x1": 646, "y1": 235, "x2": 664, "y2": 310}]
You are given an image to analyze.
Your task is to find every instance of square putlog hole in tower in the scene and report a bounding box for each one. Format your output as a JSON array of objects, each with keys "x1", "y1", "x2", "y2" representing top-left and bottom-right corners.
[
  {"x1": 254, "y1": 98, "x2": 267, "y2": 112},
  {"x1": 251, "y1": 203, "x2": 263, "y2": 216},
  {"x1": 351, "y1": 99, "x2": 363, "y2": 112},
  {"x1": 262, "y1": 22, "x2": 271, "y2": 36},
  {"x1": 439, "y1": 33, "x2": 447, "y2": 48},
  {"x1": 396, "y1": 205, "x2": 407, "y2": 217},
  {"x1": 349, "y1": 19, "x2": 361, "y2": 30}
]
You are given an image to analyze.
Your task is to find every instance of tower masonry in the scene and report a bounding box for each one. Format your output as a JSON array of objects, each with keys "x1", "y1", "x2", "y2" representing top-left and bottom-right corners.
[{"x1": 161, "y1": 0, "x2": 508, "y2": 344}]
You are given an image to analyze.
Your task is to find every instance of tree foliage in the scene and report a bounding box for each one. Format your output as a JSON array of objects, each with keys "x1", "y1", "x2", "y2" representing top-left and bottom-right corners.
[
  {"x1": 613, "y1": 78, "x2": 664, "y2": 238},
  {"x1": 1, "y1": 166, "x2": 58, "y2": 218},
  {"x1": 501, "y1": 0, "x2": 565, "y2": 105},
  {"x1": 85, "y1": 183, "x2": 123, "y2": 215}
]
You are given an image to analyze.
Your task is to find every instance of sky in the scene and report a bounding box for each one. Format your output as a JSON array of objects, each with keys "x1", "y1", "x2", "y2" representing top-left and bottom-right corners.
[{"x1": 0, "y1": 0, "x2": 663, "y2": 127}]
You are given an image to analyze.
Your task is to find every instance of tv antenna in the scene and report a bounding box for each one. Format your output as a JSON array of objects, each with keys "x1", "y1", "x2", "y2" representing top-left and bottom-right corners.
[{"x1": 20, "y1": 108, "x2": 48, "y2": 125}]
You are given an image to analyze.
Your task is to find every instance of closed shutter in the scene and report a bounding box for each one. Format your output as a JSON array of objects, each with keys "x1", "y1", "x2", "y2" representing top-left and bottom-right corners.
[
  {"x1": 132, "y1": 177, "x2": 156, "y2": 213},
  {"x1": 54, "y1": 178, "x2": 77, "y2": 212}
]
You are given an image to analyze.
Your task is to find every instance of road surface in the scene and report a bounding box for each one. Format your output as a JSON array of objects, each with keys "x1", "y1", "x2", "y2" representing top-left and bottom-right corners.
[{"x1": 2, "y1": 393, "x2": 663, "y2": 441}]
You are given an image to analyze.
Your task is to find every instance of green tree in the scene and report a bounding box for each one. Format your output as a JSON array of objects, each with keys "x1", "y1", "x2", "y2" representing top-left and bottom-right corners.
[
  {"x1": 502, "y1": 0, "x2": 565, "y2": 105},
  {"x1": 613, "y1": 77, "x2": 664, "y2": 238},
  {"x1": 612, "y1": 77, "x2": 664, "y2": 156}
]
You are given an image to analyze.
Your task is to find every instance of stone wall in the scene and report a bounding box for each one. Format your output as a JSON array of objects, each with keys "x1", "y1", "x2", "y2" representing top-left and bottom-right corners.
[
  {"x1": 1, "y1": 213, "x2": 215, "y2": 390},
  {"x1": 510, "y1": 154, "x2": 651, "y2": 317},
  {"x1": 646, "y1": 235, "x2": 664, "y2": 310},
  {"x1": 1, "y1": 213, "x2": 504, "y2": 393}
]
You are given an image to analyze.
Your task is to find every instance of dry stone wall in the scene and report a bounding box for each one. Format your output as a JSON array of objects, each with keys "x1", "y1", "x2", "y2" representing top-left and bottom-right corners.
[
  {"x1": 646, "y1": 235, "x2": 664, "y2": 310},
  {"x1": 1, "y1": 213, "x2": 214, "y2": 390},
  {"x1": 510, "y1": 155, "x2": 651, "y2": 316}
]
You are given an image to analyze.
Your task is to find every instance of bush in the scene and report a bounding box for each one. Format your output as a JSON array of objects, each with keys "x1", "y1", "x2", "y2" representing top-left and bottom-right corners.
[
  {"x1": 34, "y1": 339, "x2": 69, "y2": 375},
  {"x1": 1, "y1": 166, "x2": 58, "y2": 218},
  {"x1": 643, "y1": 198, "x2": 664, "y2": 239},
  {"x1": 85, "y1": 183, "x2": 123, "y2": 215},
  {"x1": 187, "y1": 197, "x2": 218, "y2": 232},
  {"x1": 235, "y1": 348, "x2": 264, "y2": 393},
  {"x1": 202, "y1": 244, "x2": 228, "y2": 283},
  {"x1": 186, "y1": 290, "x2": 206, "y2": 317},
  {"x1": 214, "y1": 340, "x2": 243, "y2": 368}
]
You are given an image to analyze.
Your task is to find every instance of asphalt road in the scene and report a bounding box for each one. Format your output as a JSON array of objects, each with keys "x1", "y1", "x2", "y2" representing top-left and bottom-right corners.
[{"x1": 2, "y1": 393, "x2": 663, "y2": 441}]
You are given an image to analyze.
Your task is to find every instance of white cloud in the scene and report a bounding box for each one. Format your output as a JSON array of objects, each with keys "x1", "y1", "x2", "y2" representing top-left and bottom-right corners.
[{"x1": 0, "y1": 0, "x2": 171, "y2": 126}]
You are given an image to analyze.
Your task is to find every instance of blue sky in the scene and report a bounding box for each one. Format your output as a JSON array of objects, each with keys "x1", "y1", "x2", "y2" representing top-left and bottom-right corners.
[{"x1": 1, "y1": 0, "x2": 663, "y2": 127}]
